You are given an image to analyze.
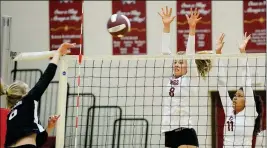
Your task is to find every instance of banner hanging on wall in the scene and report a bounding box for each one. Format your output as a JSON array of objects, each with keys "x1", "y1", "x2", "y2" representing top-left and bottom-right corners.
[
  {"x1": 49, "y1": 0, "x2": 83, "y2": 55},
  {"x1": 177, "y1": 1, "x2": 212, "y2": 52},
  {"x1": 112, "y1": 0, "x2": 146, "y2": 55},
  {"x1": 243, "y1": 0, "x2": 266, "y2": 53}
]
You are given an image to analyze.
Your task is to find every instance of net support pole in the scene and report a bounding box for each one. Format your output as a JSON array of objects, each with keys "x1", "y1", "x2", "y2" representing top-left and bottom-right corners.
[{"x1": 56, "y1": 58, "x2": 68, "y2": 148}]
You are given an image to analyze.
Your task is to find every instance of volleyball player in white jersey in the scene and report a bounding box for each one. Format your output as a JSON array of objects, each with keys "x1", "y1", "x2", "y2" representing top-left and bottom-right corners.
[
  {"x1": 158, "y1": 7, "x2": 212, "y2": 148},
  {"x1": 217, "y1": 33, "x2": 258, "y2": 148}
]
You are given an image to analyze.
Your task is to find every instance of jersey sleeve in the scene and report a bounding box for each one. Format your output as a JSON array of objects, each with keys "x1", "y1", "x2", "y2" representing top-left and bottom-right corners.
[
  {"x1": 185, "y1": 35, "x2": 195, "y2": 55},
  {"x1": 186, "y1": 35, "x2": 199, "y2": 77},
  {"x1": 239, "y1": 58, "x2": 256, "y2": 115},
  {"x1": 161, "y1": 32, "x2": 172, "y2": 55},
  {"x1": 26, "y1": 63, "x2": 57, "y2": 101},
  {"x1": 217, "y1": 59, "x2": 233, "y2": 114},
  {"x1": 218, "y1": 86, "x2": 233, "y2": 115}
]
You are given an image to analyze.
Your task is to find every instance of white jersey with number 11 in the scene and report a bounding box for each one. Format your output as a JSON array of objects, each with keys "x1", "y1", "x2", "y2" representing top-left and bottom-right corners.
[{"x1": 218, "y1": 59, "x2": 257, "y2": 148}]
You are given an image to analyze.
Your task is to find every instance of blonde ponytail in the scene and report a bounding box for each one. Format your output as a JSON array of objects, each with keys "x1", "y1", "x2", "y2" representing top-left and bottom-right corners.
[
  {"x1": 195, "y1": 51, "x2": 213, "y2": 79},
  {"x1": 175, "y1": 51, "x2": 213, "y2": 79},
  {"x1": 0, "y1": 80, "x2": 28, "y2": 108}
]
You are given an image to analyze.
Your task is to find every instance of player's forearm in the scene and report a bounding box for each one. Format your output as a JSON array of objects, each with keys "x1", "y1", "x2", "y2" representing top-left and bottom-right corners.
[
  {"x1": 218, "y1": 86, "x2": 232, "y2": 111},
  {"x1": 185, "y1": 22, "x2": 196, "y2": 55},
  {"x1": 162, "y1": 25, "x2": 172, "y2": 55},
  {"x1": 217, "y1": 60, "x2": 228, "y2": 86},
  {"x1": 239, "y1": 58, "x2": 252, "y2": 86},
  {"x1": 50, "y1": 51, "x2": 61, "y2": 65},
  {"x1": 46, "y1": 127, "x2": 53, "y2": 135},
  {"x1": 185, "y1": 34, "x2": 195, "y2": 54}
]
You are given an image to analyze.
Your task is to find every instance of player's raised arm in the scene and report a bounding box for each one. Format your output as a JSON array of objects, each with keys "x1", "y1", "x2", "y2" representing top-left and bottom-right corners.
[
  {"x1": 217, "y1": 61, "x2": 233, "y2": 113},
  {"x1": 27, "y1": 43, "x2": 75, "y2": 101},
  {"x1": 158, "y1": 6, "x2": 175, "y2": 55},
  {"x1": 185, "y1": 8, "x2": 201, "y2": 54},
  {"x1": 216, "y1": 33, "x2": 227, "y2": 85},
  {"x1": 238, "y1": 33, "x2": 256, "y2": 113},
  {"x1": 215, "y1": 33, "x2": 233, "y2": 112}
]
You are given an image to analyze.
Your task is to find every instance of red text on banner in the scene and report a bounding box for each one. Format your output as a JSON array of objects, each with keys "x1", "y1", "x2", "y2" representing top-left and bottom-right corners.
[
  {"x1": 177, "y1": 1, "x2": 212, "y2": 52},
  {"x1": 112, "y1": 0, "x2": 146, "y2": 55}
]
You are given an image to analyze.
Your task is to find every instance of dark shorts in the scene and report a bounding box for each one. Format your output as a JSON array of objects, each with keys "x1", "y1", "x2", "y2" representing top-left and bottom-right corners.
[
  {"x1": 165, "y1": 127, "x2": 199, "y2": 148},
  {"x1": 7, "y1": 145, "x2": 37, "y2": 148}
]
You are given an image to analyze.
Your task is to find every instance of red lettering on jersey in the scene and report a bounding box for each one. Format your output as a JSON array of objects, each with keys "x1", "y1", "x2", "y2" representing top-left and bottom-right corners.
[{"x1": 170, "y1": 79, "x2": 179, "y2": 85}]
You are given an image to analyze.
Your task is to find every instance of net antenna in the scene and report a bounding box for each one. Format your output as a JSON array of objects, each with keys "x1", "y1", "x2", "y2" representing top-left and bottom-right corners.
[{"x1": 74, "y1": 0, "x2": 84, "y2": 148}]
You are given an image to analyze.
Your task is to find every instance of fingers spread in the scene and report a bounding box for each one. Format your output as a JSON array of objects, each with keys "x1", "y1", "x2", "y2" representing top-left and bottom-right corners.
[
  {"x1": 196, "y1": 11, "x2": 200, "y2": 18},
  {"x1": 56, "y1": 115, "x2": 61, "y2": 119},
  {"x1": 166, "y1": 6, "x2": 168, "y2": 15},
  {"x1": 169, "y1": 7, "x2": 172, "y2": 16},
  {"x1": 185, "y1": 14, "x2": 190, "y2": 21},
  {"x1": 162, "y1": 8, "x2": 166, "y2": 16},
  {"x1": 219, "y1": 33, "x2": 225, "y2": 41},
  {"x1": 171, "y1": 16, "x2": 176, "y2": 21},
  {"x1": 158, "y1": 12, "x2": 163, "y2": 18},
  {"x1": 196, "y1": 17, "x2": 202, "y2": 22}
]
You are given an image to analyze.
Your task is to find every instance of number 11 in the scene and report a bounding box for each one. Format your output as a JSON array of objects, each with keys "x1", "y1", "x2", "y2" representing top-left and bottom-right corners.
[{"x1": 227, "y1": 121, "x2": 233, "y2": 131}]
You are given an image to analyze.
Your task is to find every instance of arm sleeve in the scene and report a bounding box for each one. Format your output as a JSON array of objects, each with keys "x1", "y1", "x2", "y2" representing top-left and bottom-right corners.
[
  {"x1": 239, "y1": 58, "x2": 256, "y2": 115},
  {"x1": 218, "y1": 86, "x2": 233, "y2": 115},
  {"x1": 161, "y1": 33, "x2": 172, "y2": 55},
  {"x1": 185, "y1": 35, "x2": 195, "y2": 54},
  {"x1": 185, "y1": 35, "x2": 199, "y2": 77},
  {"x1": 27, "y1": 63, "x2": 57, "y2": 101},
  {"x1": 217, "y1": 59, "x2": 233, "y2": 114}
]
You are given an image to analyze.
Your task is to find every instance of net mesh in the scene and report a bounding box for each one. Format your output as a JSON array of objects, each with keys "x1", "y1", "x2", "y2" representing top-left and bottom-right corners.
[{"x1": 62, "y1": 55, "x2": 266, "y2": 148}]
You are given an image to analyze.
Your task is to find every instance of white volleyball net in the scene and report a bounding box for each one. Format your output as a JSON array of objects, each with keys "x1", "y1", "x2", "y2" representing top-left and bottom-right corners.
[{"x1": 56, "y1": 54, "x2": 266, "y2": 148}]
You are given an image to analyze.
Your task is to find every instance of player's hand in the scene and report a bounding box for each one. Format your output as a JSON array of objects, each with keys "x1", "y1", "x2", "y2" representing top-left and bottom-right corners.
[
  {"x1": 238, "y1": 32, "x2": 251, "y2": 53},
  {"x1": 216, "y1": 33, "x2": 225, "y2": 54},
  {"x1": 47, "y1": 115, "x2": 60, "y2": 129},
  {"x1": 186, "y1": 8, "x2": 202, "y2": 28},
  {"x1": 158, "y1": 6, "x2": 176, "y2": 29},
  {"x1": 57, "y1": 42, "x2": 76, "y2": 56}
]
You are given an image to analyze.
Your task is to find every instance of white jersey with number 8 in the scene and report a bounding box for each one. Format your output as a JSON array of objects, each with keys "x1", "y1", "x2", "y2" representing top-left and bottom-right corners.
[{"x1": 161, "y1": 33, "x2": 199, "y2": 133}]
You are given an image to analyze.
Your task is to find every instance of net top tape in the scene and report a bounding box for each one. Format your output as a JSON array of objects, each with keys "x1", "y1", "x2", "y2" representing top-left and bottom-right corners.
[{"x1": 62, "y1": 53, "x2": 266, "y2": 61}]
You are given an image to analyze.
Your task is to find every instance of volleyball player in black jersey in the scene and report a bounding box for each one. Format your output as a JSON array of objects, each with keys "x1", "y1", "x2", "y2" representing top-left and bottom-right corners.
[{"x1": 0, "y1": 42, "x2": 75, "y2": 148}]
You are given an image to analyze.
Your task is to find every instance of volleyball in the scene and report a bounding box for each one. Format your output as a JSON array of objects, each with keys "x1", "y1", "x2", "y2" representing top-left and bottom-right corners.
[{"x1": 107, "y1": 14, "x2": 131, "y2": 38}]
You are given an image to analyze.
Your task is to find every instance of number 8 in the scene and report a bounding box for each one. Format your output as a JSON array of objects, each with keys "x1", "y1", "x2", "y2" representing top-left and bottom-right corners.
[
  {"x1": 9, "y1": 109, "x2": 17, "y2": 120},
  {"x1": 169, "y1": 87, "x2": 175, "y2": 97}
]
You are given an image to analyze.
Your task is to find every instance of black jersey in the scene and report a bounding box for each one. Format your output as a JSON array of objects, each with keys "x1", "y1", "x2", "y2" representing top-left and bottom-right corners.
[{"x1": 5, "y1": 63, "x2": 57, "y2": 147}]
